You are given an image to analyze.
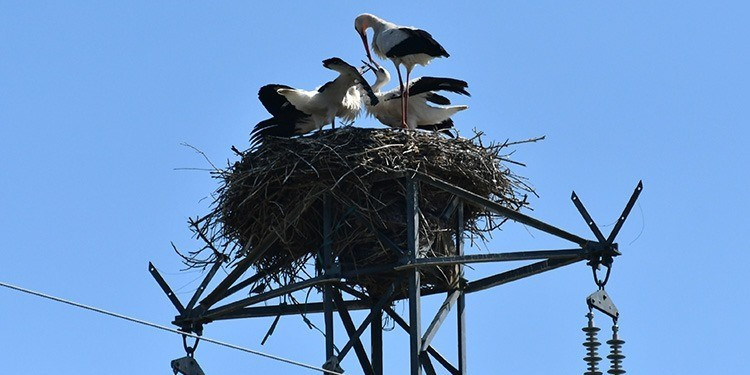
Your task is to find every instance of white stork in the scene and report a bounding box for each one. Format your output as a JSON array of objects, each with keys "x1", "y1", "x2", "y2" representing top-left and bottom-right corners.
[
  {"x1": 361, "y1": 61, "x2": 469, "y2": 135},
  {"x1": 354, "y1": 13, "x2": 449, "y2": 128},
  {"x1": 251, "y1": 57, "x2": 378, "y2": 145}
]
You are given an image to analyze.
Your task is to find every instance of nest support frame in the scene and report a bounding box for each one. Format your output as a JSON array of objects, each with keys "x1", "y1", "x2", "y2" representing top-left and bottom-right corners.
[{"x1": 150, "y1": 171, "x2": 642, "y2": 375}]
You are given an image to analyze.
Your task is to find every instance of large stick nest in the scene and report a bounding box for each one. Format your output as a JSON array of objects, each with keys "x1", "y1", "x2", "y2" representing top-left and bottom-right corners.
[{"x1": 189, "y1": 128, "x2": 535, "y2": 295}]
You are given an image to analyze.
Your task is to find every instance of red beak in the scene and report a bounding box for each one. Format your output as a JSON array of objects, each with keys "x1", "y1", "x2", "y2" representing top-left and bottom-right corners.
[{"x1": 359, "y1": 31, "x2": 375, "y2": 65}]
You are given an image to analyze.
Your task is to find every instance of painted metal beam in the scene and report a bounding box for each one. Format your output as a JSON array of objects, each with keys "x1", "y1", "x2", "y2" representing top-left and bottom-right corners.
[
  {"x1": 332, "y1": 290, "x2": 376, "y2": 375},
  {"x1": 148, "y1": 262, "x2": 185, "y2": 315},
  {"x1": 412, "y1": 171, "x2": 589, "y2": 246},
  {"x1": 207, "y1": 299, "x2": 371, "y2": 320},
  {"x1": 323, "y1": 194, "x2": 335, "y2": 361},
  {"x1": 466, "y1": 257, "x2": 583, "y2": 294},
  {"x1": 606, "y1": 180, "x2": 643, "y2": 244},
  {"x1": 395, "y1": 249, "x2": 585, "y2": 270},
  {"x1": 456, "y1": 203, "x2": 467, "y2": 375},
  {"x1": 406, "y1": 176, "x2": 422, "y2": 375},
  {"x1": 185, "y1": 259, "x2": 223, "y2": 312},
  {"x1": 337, "y1": 281, "x2": 397, "y2": 360},
  {"x1": 371, "y1": 305, "x2": 383, "y2": 375},
  {"x1": 203, "y1": 276, "x2": 335, "y2": 320},
  {"x1": 198, "y1": 234, "x2": 278, "y2": 310},
  {"x1": 383, "y1": 306, "x2": 459, "y2": 375},
  {"x1": 421, "y1": 290, "x2": 460, "y2": 352}
]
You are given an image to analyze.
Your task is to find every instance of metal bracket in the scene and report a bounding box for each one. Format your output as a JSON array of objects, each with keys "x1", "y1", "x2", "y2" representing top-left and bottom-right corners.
[
  {"x1": 572, "y1": 180, "x2": 643, "y2": 268},
  {"x1": 323, "y1": 356, "x2": 345, "y2": 374},
  {"x1": 586, "y1": 289, "x2": 619, "y2": 320},
  {"x1": 171, "y1": 356, "x2": 205, "y2": 375}
]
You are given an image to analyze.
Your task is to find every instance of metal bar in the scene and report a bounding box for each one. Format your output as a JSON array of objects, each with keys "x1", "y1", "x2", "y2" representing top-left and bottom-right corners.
[
  {"x1": 406, "y1": 176, "x2": 422, "y2": 375},
  {"x1": 395, "y1": 249, "x2": 586, "y2": 270},
  {"x1": 220, "y1": 261, "x2": 286, "y2": 300},
  {"x1": 457, "y1": 291, "x2": 466, "y2": 375},
  {"x1": 337, "y1": 283, "x2": 370, "y2": 301},
  {"x1": 148, "y1": 262, "x2": 185, "y2": 315},
  {"x1": 421, "y1": 290, "x2": 460, "y2": 351},
  {"x1": 185, "y1": 259, "x2": 223, "y2": 312},
  {"x1": 606, "y1": 180, "x2": 643, "y2": 244},
  {"x1": 383, "y1": 307, "x2": 459, "y2": 375},
  {"x1": 198, "y1": 234, "x2": 278, "y2": 310},
  {"x1": 571, "y1": 191, "x2": 607, "y2": 243},
  {"x1": 207, "y1": 300, "x2": 371, "y2": 320},
  {"x1": 341, "y1": 263, "x2": 401, "y2": 279},
  {"x1": 439, "y1": 195, "x2": 461, "y2": 222},
  {"x1": 373, "y1": 227, "x2": 407, "y2": 257},
  {"x1": 412, "y1": 171, "x2": 589, "y2": 246},
  {"x1": 466, "y1": 257, "x2": 583, "y2": 294},
  {"x1": 455, "y1": 203, "x2": 467, "y2": 375},
  {"x1": 332, "y1": 290, "x2": 376, "y2": 375},
  {"x1": 420, "y1": 351, "x2": 438, "y2": 375},
  {"x1": 203, "y1": 276, "x2": 334, "y2": 320},
  {"x1": 323, "y1": 194, "x2": 335, "y2": 361},
  {"x1": 353, "y1": 209, "x2": 406, "y2": 257},
  {"x1": 371, "y1": 305, "x2": 383, "y2": 375},
  {"x1": 337, "y1": 281, "x2": 397, "y2": 359}
]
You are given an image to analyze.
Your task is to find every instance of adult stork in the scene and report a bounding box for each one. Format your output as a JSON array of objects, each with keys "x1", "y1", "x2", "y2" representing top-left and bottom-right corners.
[
  {"x1": 251, "y1": 57, "x2": 378, "y2": 145},
  {"x1": 361, "y1": 61, "x2": 469, "y2": 135},
  {"x1": 354, "y1": 13, "x2": 449, "y2": 128}
]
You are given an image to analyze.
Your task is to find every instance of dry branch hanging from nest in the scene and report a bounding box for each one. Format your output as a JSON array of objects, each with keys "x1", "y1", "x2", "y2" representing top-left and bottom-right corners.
[{"x1": 189, "y1": 127, "x2": 536, "y2": 295}]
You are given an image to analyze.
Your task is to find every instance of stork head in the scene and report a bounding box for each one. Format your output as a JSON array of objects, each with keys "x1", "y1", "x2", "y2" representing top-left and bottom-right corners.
[
  {"x1": 361, "y1": 60, "x2": 390, "y2": 92},
  {"x1": 354, "y1": 14, "x2": 377, "y2": 65},
  {"x1": 323, "y1": 57, "x2": 357, "y2": 75}
]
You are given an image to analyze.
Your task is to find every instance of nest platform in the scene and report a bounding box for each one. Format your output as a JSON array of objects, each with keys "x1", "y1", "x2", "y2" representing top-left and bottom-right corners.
[{"x1": 195, "y1": 127, "x2": 531, "y2": 295}]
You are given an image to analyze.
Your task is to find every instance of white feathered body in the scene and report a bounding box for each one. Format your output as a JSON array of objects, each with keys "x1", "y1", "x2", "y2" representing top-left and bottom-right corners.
[
  {"x1": 366, "y1": 91, "x2": 466, "y2": 129},
  {"x1": 363, "y1": 67, "x2": 468, "y2": 130}
]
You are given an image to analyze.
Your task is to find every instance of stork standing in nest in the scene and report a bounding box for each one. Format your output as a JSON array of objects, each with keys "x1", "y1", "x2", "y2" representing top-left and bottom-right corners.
[
  {"x1": 355, "y1": 13, "x2": 450, "y2": 128},
  {"x1": 361, "y1": 60, "x2": 469, "y2": 135},
  {"x1": 251, "y1": 57, "x2": 379, "y2": 145}
]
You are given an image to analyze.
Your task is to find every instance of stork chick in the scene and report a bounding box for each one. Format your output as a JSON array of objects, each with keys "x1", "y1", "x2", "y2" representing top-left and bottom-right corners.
[
  {"x1": 251, "y1": 57, "x2": 378, "y2": 145},
  {"x1": 361, "y1": 61, "x2": 469, "y2": 135}
]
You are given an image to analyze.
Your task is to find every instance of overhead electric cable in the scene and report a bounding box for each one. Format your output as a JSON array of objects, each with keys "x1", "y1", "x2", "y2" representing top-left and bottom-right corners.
[{"x1": 0, "y1": 281, "x2": 343, "y2": 375}]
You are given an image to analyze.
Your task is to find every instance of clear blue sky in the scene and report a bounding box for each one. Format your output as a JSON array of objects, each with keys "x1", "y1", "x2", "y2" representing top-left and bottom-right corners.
[{"x1": 1, "y1": 1, "x2": 748, "y2": 374}]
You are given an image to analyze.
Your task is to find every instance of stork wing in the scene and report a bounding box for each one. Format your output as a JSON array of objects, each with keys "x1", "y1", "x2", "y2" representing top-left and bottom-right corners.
[
  {"x1": 418, "y1": 118, "x2": 456, "y2": 138},
  {"x1": 407, "y1": 77, "x2": 470, "y2": 97},
  {"x1": 385, "y1": 28, "x2": 449, "y2": 58},
  {"x1": 250, "y1": 114, "x2": 314, "y2": 146},
  {"x1": 424, "y1": 92, "x2": 451, "y2": 105},
  {"x1": 258, "y1": 84, "x2": 307, "y2": 118},
  {"x1": 322, "y1": 57, "x2": 379, "y2": 106}
]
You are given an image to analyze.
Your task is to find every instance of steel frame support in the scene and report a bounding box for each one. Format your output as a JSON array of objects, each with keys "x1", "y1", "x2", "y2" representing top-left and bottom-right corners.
[
  {"x1": 323, "y1": 194, "x2": 335, "y2": 361},
  {"x1": 371, "y1": 305, "x2": 383, "y2": 375},
  {"x1": 456, "y1": 203, "x2": 467, "y2": 375},
  {"x1": 333, "y1": 290, "x2": 376, "y2": 375},
  {"x1": 406, "y1": 176, "x2": 422, "y2": 375},
  {"x1": 150, "y1": 174, "x2": 642, "y2": 374}
]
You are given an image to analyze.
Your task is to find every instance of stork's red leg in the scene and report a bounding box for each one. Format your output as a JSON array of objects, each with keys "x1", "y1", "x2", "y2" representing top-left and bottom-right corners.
[
  {"x1": 404, "y1": 69, "x2": 411, "y2": 129},
  {"x1": 395, "y1": 63, "x2": 407, "y2": 128}
]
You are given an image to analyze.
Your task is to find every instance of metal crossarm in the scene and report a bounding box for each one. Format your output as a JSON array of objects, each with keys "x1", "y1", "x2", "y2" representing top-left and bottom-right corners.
[{"x1": 148, "y1": 262, "x2": 185, "y2": 315}]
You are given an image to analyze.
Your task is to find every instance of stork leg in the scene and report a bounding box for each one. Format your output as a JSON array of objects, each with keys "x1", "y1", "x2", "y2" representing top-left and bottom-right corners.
[
  {"x1": 404, "y1": 67, "x2": 412, "y2": 129},
  {"x1": 394, "y1": 62, "x2": 407, "y2": 128}
]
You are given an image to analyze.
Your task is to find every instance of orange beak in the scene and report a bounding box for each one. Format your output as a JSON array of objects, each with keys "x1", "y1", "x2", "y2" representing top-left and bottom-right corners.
[{"x1": 359, "y1": 30, "x2": 375, "y2": 65}]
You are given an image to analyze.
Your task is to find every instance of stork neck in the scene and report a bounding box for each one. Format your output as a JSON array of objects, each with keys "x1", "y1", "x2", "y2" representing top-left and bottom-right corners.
[
  {"x1": 364, "y1": 14, "x2": 393, "y2": 34},
  {"x1": 372, "y1": 74, "x2": 390, "y2": 92},
  {"x1": 326, "y1": 75, "x2": 356, "y2": 97}
]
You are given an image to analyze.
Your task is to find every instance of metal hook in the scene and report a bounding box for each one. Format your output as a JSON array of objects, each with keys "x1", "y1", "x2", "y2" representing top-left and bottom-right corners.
[
  {"x1": 591, "y1": 263, "x2": 613, "y2": 289},
  {"x1": 182, "y1": 334, "x2": 200, "y2": 357}
]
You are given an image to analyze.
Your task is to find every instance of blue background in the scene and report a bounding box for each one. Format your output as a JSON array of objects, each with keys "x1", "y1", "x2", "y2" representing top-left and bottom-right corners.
[{"x1": 1, "y1": 1, "x2": 747, "y2": 374}]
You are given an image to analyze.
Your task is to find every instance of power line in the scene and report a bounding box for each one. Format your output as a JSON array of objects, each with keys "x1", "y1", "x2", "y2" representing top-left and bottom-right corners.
[{"x1": 0, "y1": 281, "x2": 343, "y2": 375}]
